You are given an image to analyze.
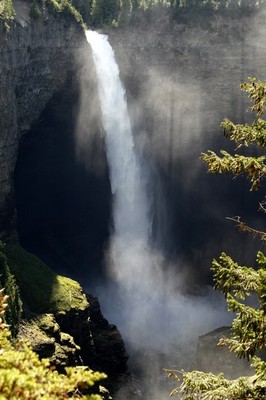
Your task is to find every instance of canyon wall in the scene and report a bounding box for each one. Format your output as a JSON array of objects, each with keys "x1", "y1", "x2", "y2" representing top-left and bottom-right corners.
[
  {"x1": 107, "y1": 10, "x2": 266, "y2": 285},
  {"x1": 1, "y1": 8, "x2": 266, "y2": 393},
  {"x1": 0, "y1": 1, "x2": 94, "y2": 240},
  {"x1": 1, "y1": 6, "x2": 266, "y2": 288},
  {"x1": 0, "y1": 8, "x2": 128, "y2": 385}
]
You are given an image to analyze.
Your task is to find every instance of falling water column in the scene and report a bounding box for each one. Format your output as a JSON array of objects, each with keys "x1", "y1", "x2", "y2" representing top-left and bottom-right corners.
[{"x1": 85, "y1": 30, "x2": 164, "y2": 346}]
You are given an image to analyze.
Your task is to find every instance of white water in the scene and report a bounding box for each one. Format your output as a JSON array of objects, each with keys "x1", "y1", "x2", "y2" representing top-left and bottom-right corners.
[
  {"x1": 85, "y1": 30, "x2": 150, "y2": 241},
  {"x1": 85, "y1": 30, "x2": 158, "y2": 309},
  {"x1": 85, "y1": 31, "x2": 232, "y2": 398}
]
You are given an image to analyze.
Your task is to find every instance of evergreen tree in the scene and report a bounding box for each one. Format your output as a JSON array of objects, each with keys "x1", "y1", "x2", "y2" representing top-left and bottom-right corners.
[
  {"x1": 167, "y1": 78, "x2": 266, "y2": 399},
  {"x1": 91, "y1": 0, "x2": 119, "y2": 26},
  {"x1": 118, "y1": 0, "x2": 133, "y2": 22},
  {"x1": 0, "y1": 290, "x2": 107, "y2": 399},
  {"x1": 0, "y1": 0, "x2": 14, "y2": 29},
  {"x1": 71, "y1": 0, "x2": 92, "y2": 23},
  {"x1": 0, "y1": 242, "x2": 22, "y2": 337}
]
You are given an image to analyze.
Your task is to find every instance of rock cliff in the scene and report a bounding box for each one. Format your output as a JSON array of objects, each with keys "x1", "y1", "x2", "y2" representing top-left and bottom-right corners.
[
  {"x1": 18, "y1": 297, "x2": 128, "y2": 379},
  {"x1": 107, "y1": 9, "x2": 266, "y2": 282},
  {"x1": 0, "y1": 2, "x2": 128, "y2": 388},
  {"x1": 0, "y1": 0, "x2": 91, "y2": 240},
  {"x1": 194, "y1": 326, "x2": 251, "y2": 378}
]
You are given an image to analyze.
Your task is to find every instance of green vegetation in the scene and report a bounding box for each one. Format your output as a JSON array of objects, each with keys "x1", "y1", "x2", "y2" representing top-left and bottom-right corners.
[
  {"x1": 0, "y1": 0, "x2": 86, "y2": 28},
  {"x1": 167, "y1": 79, "x2": 266, "y2": 399},
  {"x1": 202, "y1": 78, "x2": 266, "y2": 191},
  {"x1": 90, "y1": 0, "x2": 119, "y2": 26},
  {"x1": 42, "y1": 0, "x2": 86, "y2": 27},
  {"x1": 5, "y1": 245, "x2": 88, "y2": 314},
  {"x1": 0, "y1": 290, "x2": 106, "y2": 399},
  {"x1": 86, "y1": 0, "x2": 265, "y2": 27},
  {"x1": 171, "y1": 0, "x2": 264, "y2": 11},
  {"x1": 0, "y1": 0, "x2": 14, "y2": 20},
  {"x1": 30, "y1": 0, "x2": 40, "y2": 19},
  {"x1": 18, "y1": 313, "x2": 84, "y2": 369},
  {"x1": 25, "y1": 0, "x2": 263, "y2": 29},
  {"x1": 0, "y1": 0, "x2": 14, "y2": 30},
  {"x1": 0, "y1": 242, "x2": 22, "y2": 337},
  {"x1": 1, "y1": 0, "x2": 263, "y2": 29}
]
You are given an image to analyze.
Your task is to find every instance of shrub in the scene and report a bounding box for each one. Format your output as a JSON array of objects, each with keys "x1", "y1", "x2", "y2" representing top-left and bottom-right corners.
[{"x1": 0, "y1": 289, "x2": 107, "y2": 399}]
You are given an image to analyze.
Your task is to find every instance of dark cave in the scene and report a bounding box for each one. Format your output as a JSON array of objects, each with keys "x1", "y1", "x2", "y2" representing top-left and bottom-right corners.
[{"x1": 14, "y1": 85, "x2": 112, "y2": 289}]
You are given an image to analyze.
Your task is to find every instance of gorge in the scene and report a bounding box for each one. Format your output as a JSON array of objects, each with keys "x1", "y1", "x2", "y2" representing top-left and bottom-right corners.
[{"x1": 1, "y1": 1, "x2": 266, "y2": 398}]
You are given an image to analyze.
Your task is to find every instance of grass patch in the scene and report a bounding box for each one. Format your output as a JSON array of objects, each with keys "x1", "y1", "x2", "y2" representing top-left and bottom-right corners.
[{"x1": 5, "y1": 245, "x2": 88, "y2": 314}]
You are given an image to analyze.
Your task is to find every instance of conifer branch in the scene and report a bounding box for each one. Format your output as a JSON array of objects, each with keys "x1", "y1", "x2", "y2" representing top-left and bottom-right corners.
[{"x1": 226, "y1": 216, "x2": 266, "y2": 241}]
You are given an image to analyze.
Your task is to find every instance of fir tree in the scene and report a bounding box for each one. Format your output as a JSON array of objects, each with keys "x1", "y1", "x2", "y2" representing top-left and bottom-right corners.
[
  {"x1": 167, "y1": 77, "x2": 266, "y2": 399},
  {"x1": 0, "y1": 242, "x2": 22, "y2": 337}
]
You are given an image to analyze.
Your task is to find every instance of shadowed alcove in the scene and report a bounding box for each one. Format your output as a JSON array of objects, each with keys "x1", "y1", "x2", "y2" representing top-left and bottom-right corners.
[{"x1": 14, "y1": 81, "x2": 112, "y2": 289}]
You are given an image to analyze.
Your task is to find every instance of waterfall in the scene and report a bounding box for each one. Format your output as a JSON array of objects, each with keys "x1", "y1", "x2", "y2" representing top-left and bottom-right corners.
[
  {"x1": 86, "y1": 30, "x2": 154, "y2": 286},
  {"x1": 86, "y1": 31, "x2": 150, "y2": 241},
  {"x1": 85, "y1": 31, "x2": 231, "y2": 355},
  {"x1": 85, "y1": 30, "x2": 167, "y2": 348}
]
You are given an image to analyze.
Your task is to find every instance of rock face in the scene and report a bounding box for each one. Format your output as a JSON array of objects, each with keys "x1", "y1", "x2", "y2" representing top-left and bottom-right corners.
[
  {"x1": 194, "y1": 326, "x2": 252, "y2": 379},
  {"x1": 56, "y1": 295, "x2": 128, "y2": 377},
  {"x1": 19, "y1": 298, "x2": 128, "y2": 379},
  {"x1": 86, "y1": 295, "x2": 129, "y2": 375},
  {"x1": 106, "y1": 9, "x2": 266, "y2": 284},
  {"x1": 0, "y1": 7, "x2": 127, "y2": 386},
  {"x1": 0, "y1": 1, "x2": 91, "y2": 240},
  {"x1": 18, "y1": 314, "x2": 82, "y2": 370}
]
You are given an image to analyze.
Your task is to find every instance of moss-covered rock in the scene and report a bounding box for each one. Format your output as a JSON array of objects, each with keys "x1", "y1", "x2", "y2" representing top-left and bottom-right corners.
[
  {"x1": 18, "y1": 318, "x2": 56, "y2": 359},
  {"x1": 2, "y1": 244, "x2": 128, "y2": 389},
  {"x1": 2, "y1": 245, "x2": 94, "y2": 370},
  {"x1": 18, "y1": 313, "x2": 81, "y2": 368},
  {"x1": 5, "y1": 245, "x2": 88, "y2": 314},
  {"x1": 36, "y1": 313, "x2": 61, "y2": 340},
  {"x1": 55, "y1": 331, "x2": 81, "y2": 367},
  {"x1": 0, "y1": 291, "x2": 107, "y2": 400}
]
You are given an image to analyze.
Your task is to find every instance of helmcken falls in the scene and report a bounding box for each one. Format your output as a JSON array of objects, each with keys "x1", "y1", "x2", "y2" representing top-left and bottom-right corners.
[
  {"x1": 85, "y1": 30, "x2": 163, "y2": 347},
  {"x1": 85, "y1": 30, "x2": 231, "y2": 399}
]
